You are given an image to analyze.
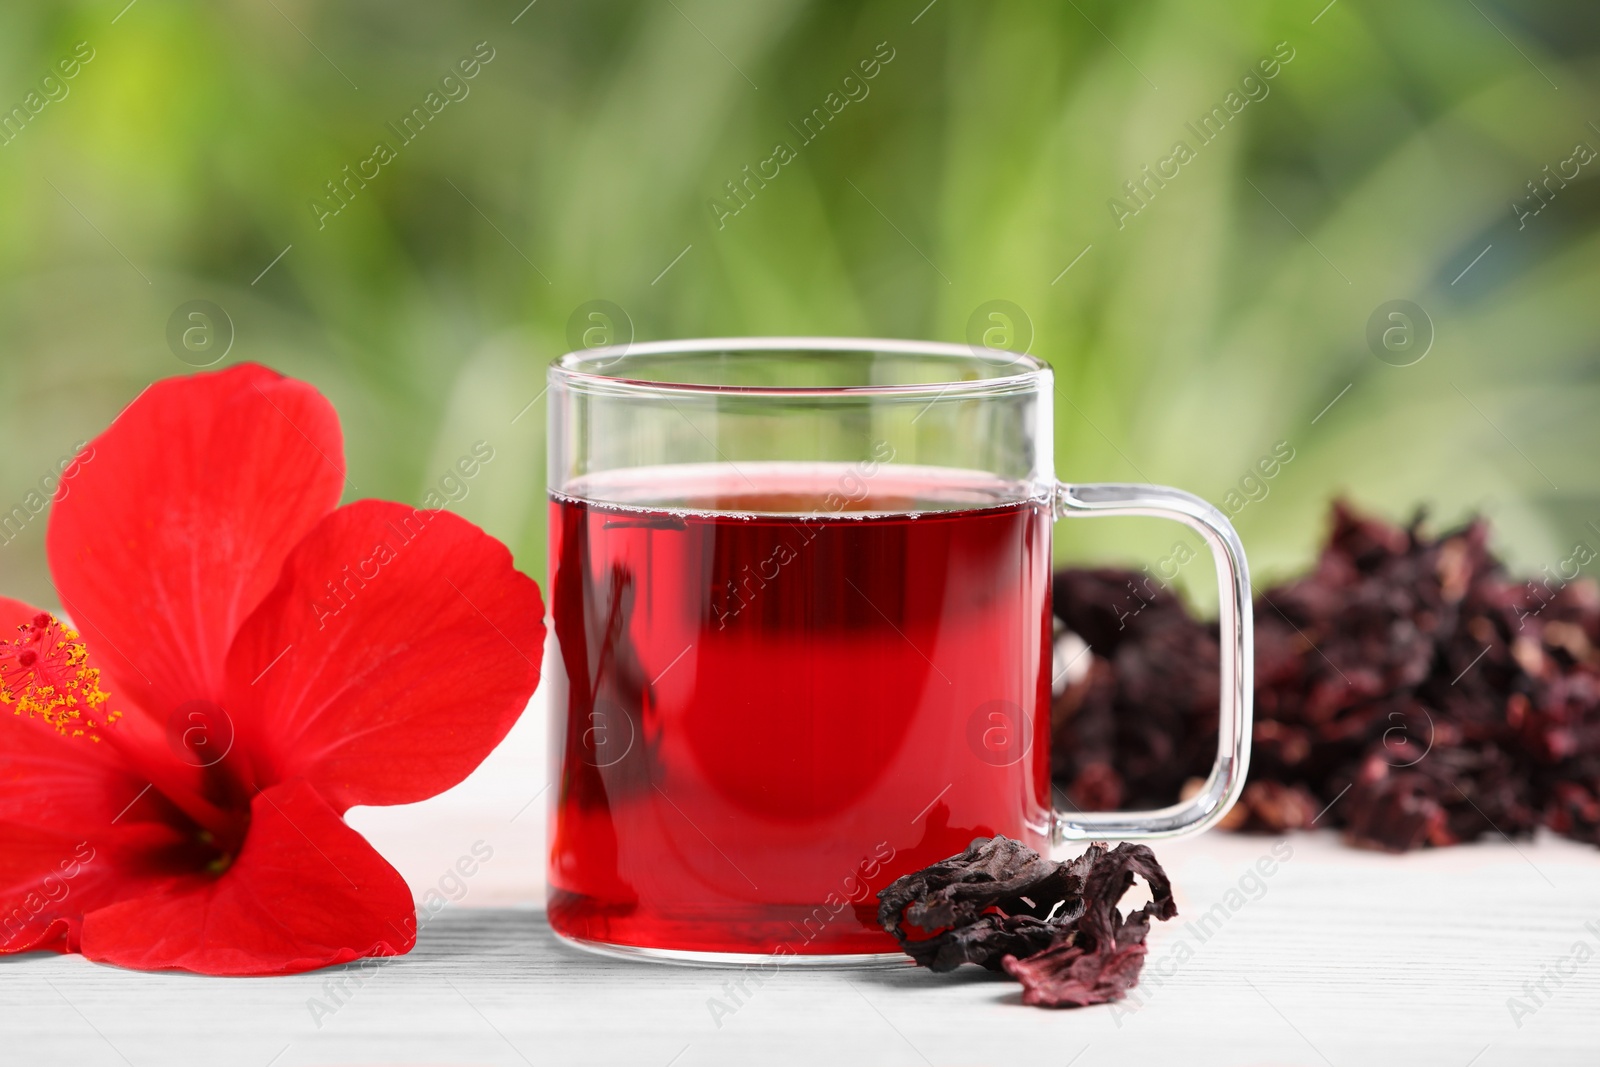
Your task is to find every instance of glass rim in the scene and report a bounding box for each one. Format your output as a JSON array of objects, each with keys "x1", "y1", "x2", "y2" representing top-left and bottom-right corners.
[{"x1": 548, "y1": 336, "x2": 1050, "y2": 399}]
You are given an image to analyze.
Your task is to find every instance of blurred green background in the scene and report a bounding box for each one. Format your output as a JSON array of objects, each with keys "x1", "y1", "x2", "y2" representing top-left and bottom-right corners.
[{"x1": 1, "y1": 0, "x2": 1597, "y2": 610}]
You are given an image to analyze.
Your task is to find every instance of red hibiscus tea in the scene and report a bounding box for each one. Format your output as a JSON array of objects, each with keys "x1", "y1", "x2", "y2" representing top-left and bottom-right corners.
[
  {"x1": 547, "y1": 462, "x2": 1053, "y2": 956},
  {"x1": 545, "y1": 340, "x2": 1255, "y2": 960}
]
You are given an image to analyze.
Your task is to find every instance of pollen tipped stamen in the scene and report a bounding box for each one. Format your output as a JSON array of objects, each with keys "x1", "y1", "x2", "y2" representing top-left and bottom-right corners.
[{"x1": 0, "y1": 613, "x2": 120, "y2": 740}]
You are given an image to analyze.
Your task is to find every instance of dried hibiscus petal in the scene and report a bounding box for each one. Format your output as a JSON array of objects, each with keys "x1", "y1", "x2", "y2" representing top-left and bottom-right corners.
[
  {"x1": 876, "y1": 836, "x2": 1080, "y2": 972},
  {"x1": 877, "y1": 836, "x2": 1177, "y2": 1010},
  {"x1": 1001, "y1": 841, "x2": 1177, "y2": 1008}
]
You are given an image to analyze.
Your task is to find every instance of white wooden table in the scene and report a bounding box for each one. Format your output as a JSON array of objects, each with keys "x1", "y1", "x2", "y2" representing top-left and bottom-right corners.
[{"x1": 8, "y1": 704, "x2": 1600, "y2": 1065}]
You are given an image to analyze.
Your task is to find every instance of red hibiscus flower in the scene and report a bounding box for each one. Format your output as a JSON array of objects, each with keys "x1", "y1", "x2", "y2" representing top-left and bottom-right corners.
[{"x1": 0, "y1": 364, "x2": 544, "y2": 976}]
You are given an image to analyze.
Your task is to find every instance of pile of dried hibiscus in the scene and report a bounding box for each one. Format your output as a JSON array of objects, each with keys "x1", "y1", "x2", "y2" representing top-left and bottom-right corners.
[{"x1": 1050, "y1": 500, "x2": 1600, "y2": 852}]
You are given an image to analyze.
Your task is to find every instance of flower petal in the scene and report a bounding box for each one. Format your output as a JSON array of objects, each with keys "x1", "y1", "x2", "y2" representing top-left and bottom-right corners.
[
  {"x1": 0, "y1": 821, "x2": 195, "y2": 956},
  {"x1": 224, "y1": 501, "x2": 545, "y2": 810},
  {"x1": 79, "y1": 778, "x2": 413, "y2": 975},
  {"x1": 0, "y1": 596, "x2": 198, "y2": 955},
  {"x1": 47, "y1": 364, "x2": 345, "y2": 720},
  {"x1": 0, "y1": 596, "x2": 35, "y2": 630}
]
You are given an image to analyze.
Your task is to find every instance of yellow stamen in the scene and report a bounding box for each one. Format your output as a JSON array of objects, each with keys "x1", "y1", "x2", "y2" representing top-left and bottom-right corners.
[{"x1": 0, "y1": 613, "x2": 118, "y2": 741}]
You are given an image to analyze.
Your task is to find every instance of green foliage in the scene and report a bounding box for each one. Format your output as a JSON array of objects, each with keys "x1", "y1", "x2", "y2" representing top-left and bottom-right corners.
[{"x1": 0, "y1": 0, "x2": 1595, "y2": 609}]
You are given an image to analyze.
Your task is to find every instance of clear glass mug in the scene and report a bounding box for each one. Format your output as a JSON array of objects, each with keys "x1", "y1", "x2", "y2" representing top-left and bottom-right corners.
[{"x1": 546, "y1": 338, "x2": 1251, "y2": 964}]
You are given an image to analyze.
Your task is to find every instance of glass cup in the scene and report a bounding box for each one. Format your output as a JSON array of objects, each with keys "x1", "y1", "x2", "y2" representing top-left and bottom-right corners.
[{"x1": 545, "y1": 338, "x2": 1251, "y2": 964}]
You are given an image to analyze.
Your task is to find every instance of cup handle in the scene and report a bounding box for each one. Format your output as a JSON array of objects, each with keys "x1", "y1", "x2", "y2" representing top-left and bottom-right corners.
[{"x1": 1051, "y1": 482, "x2": 1254, "y2": 843}]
